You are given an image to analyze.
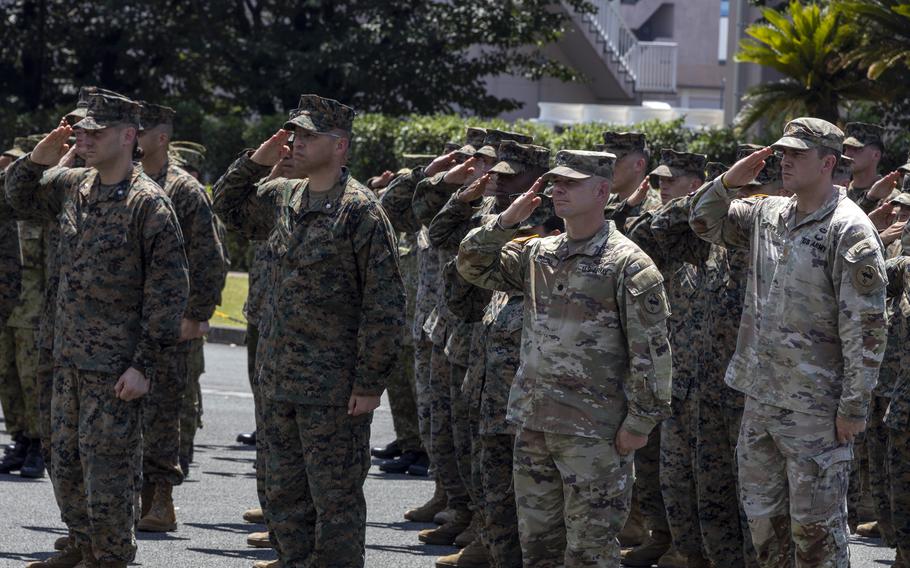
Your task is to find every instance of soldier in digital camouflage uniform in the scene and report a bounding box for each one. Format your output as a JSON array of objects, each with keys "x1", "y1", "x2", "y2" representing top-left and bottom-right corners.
[
  {"x1": 212, "y1": 94, "x2": 405, "y2": 568},
  {"x1": 134, "y1": 102, "x2": 227, "y2": 531},
  {"x1": 374, "y1": 153, "x2": 434, "y2": 476},
  {"x1": 600, "y1": 131, "x2": 662, "y2": 234},
  {"x1": 0, "y1": 165, "x2": 23, "y2": 465},
  {"x1": 6, "y1": 93, "x2": 189, "y2": 568},
  {"x1": 379, "y1": 138, "x2": 473, "y2": 522},
  {"x1": 418, "y1": 129, "x2": 532, "y2": 549},
  {"x1": 457, "y1": 149, "x2": 672, "y2": 568},
  {"x1": 884, "y1": 222, "x2": 910, "y2": 568},
  {"x1": 432, "y1": 140, "x2": 552, "y2": 567},
  {"x1": 623, "y1": 149, "x2": 710, "y2": 568},
  {"x1": 844, "y1": 122, "x2": 884, "y2": 207},
  {"x1": 690, "y1": 118, "x2": 888, "y2": 568}
]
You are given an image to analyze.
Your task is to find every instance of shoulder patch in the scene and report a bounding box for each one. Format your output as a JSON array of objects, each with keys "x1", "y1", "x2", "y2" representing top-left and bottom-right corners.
[
  {"x1": 626, "y1": 263, "x2": 663, "y2": 297},
  {"x1": 843, "y1": 235, "x2": 886, "y2": 295}
]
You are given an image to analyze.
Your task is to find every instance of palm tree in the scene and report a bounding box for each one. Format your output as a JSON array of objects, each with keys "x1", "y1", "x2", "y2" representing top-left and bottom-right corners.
[
  {"x1": 734, "y1": 1, "x2": 878, "y2": 131},
  {"x1": 839, "y1": 0, "x2": 910, "y2": 81}
]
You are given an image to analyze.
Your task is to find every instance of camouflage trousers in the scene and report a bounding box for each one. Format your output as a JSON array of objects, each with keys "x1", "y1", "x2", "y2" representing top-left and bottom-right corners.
[
  {"x1": 451, "y1": 361, "x2": 480, "y2": 506},
  {"x1": 36, "y1": 347, "x2": 54, "y2": 464},
  {"x1": 428, "y1": 341, "x2": 469, "y2": 510},
  {"x1": 142, "y1": 349, "x2": 186, "y2": 487},
  {"x1": 387, "y1": 342, "x2": 422, "y2": 453},
  {"x1": 179, "y1": 339, "x2": 204, "y2": 465},
  {"x1": 413, "y1": 337, "x2": 434, "y2": 455},
  {"x1": 261, "y1": 399, "x2": 371, "y2": 568},
  {"x1": 695, "y1": 399, "x2": 757, "y2": 567},
  {"x1": 0, "y1": 325, "x2": 40, "y2": 438},
  {"x1": 660, "y1": 395, "x2": 702, "y2": 556},
  {"x1": 513, "y1": 428, "x2": 633, "y2": 568},
  {"x1": 861, "y1": 395, "x2": 895, "y2": 544},
  {"x1": 247, "y1": 323, "x2": 268, "y2": 512},
  {"x1": 632, "y1": 422, "x2": 668, "y2": 535},
  {"x1": 474, "y1": 433, "x2": 522, "y2": 568},
  {"x1": 887, "y1": 427, "x2": 910, "y2": 566},
  {"x1": 738, "y1": 397, "x2": 851, "y2": 568},
  {"x1": 52, "y1": 367, "x2": 142, "y2": 564}
]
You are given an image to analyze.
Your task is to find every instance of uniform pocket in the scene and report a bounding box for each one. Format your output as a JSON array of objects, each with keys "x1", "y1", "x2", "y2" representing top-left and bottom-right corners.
[{"x1": 809, "y1": 445, "x2": 853, "y2": 514}]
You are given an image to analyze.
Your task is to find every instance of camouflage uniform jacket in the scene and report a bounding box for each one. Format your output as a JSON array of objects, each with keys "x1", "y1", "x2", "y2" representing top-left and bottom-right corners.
[
  {"x1": 430, "y1": 192, "x2": 500, "y2": 366},
  {"x1": 5, "y1": 158, "x2": 189, "y2": 377},
  {"x1": 6, "y1": 220, "x2": 46, "y2": 329},
  {"x1": 243, "y1": 241, "x2": 271, "y2": 327},
  {"x1": 876, "y1": 238, "x2": 905, "y2": 398},
  {"x1": 150, "y1": 161, "x2": 228, "y2": 324},
  {"x1": 604, "y1": 186, "x2": 663, "y2": 233},
  {"x1": 628, "y1": 201, "x2": 705, "y2": 401},
  {"x1": 457, "y1": 219, "x2": 673, "y2": 439},
  {"x1": 640, "y1": 192, "x2": 751, "y2": 407},
  {"x1": 212, "y1": 154, "x2": 405, "y2": 406},
  {"x1": 883, "y1": 247, "x2": 910, "y2": 430},
  {"x1": 0, "y1": 178, "x2": 21, "y2": 324},
  {"x1": 690, "y1": 178, "x2": 887, "y2": 420},
  {"x1": 38, "y1": 223, "x2": 61, "y2": 351},
  {"x1": 379, "y1": 167, "x2": 425, "y2": 235}
]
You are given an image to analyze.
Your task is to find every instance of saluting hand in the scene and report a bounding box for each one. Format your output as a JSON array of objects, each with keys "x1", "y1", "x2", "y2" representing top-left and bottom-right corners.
[
  {"x1": 443, "y1": 157, "x2": 479, "y2": 185},
  {"x1": 31, "y1": 120, "x2": 73, "y2": 166},
  {"x1": 251, "y1": 129, "x2": 292, "y2": 167},
  {"x1": 457, "y1": 173, "x2": 491, "y2": 203},
  {"x1": 722, "y1": 146, "x2": 773, "y2": 189},
  {"x1": 425, "y1": 151, "x2": 458, "y2": 177},
  {"x1": 627, "y1": 177, "x2": 651, "y2": 208},
  {"x1": 499, "y1": 177, "x2": 545, "y2": 228},
  {"x1": 867, "y1": 171, "x2": 902, "y2": 202}
]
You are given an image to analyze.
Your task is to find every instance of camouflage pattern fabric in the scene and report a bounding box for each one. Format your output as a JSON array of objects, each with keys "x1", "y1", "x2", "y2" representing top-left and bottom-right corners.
[
  {"x1": 142, "y1": 352, "x2": 186, "y2": 486},
  {"x1": 243, "y1": 241, "x2": 271, "y2": 327},
  {"x1": 283, "y1": 94, "x2": 355, "y2": 133},
  {"x1": 477, "y1": 433, "x2": 522, "y2": 568},
  {"x1": 599, "y1": 131, "x2": 648, "y2": 157},
  {"x1": 0, "y1": 327, "x2": 40, "y2": 438},
  {"x1": 650, "y1": 149, "x2": 707, "y2": 179},
  {"x1": 542, "y1": 150, "x2": 616, "y2": 181},
  {"x1": 50, "y1": 368, "x2": 143, "y2": 564},
  {"x1": 842, "y1": 121, "x2": 884, "y2": 150},
  {"x1": 603, "y1": 186, "x2": 662, "y2": 234},
  {"x1": 179, "y1": 338, "x2": 204, "y2": 466},
  {"x1": 513, "y1": 428, "x2": 634, "y2": 567},
  {"x1": 658, "y1": 396, "x2": 703, "y2": 557},
  {"x1": 690, "y1": 178, "x2": 887, "y2": 421},
  {"x1": 738, "y1": 398, "x2": 853, "y2": 568},
  {"x1": 138, "y1": 102, "x2": 175, "y2": 128},
  {"x1": 73, "y1": 93, "x2": 142, "y2": 131},
  {"x1": 771, "y1": 117, "x2": 845, "y2": 153}
]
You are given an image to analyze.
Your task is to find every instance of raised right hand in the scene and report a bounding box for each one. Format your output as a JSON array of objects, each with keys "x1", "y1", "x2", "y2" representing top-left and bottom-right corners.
[
  {"x1": 499, "y1": 177, "x2": 545, "y2": 228},
  {"x1": 425, "y1": 152, "x2": 458, "y2": 177},
  {"x1": 251, "y1": 129, "x2": 292, "y2": 167},
  {"x1": 722, "y1": 147, "x2": 773, "y2": 189},
  {"x1": 443, "y1": 157, "x2": 479, "y2": 185},
  {"x1": 867, "y1": 171, "x2": 902, "y2": 202},
  {"x1": 31, "y1": 120, "x2": 73, "y2": 166}
]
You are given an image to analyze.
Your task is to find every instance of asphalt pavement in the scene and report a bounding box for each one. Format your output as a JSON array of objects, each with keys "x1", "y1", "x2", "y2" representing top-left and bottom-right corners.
[{"x1": 0, "y1": 343, "x2": 898, "y2": 567}]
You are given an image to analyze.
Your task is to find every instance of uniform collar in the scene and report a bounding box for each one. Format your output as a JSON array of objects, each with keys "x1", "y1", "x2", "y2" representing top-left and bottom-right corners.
[
  {"x1": 553, "y1": 221, "x2": 614, "y2": 261},
  {"x1": 291, "y1": 167, "x2": 349, "y2": 216},
  {"x1": 780, "y1": 185, "x2": 844, "y2": 231},
  {"x1": 86, "y1": 164, "x2": 143, "y2": 204}
]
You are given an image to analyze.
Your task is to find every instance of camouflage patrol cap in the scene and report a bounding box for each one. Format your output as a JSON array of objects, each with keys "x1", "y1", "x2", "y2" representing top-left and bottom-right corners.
[
  {"x1": 1, "y1": 147, "x2": 24, "y2": 159},
  {"x1": 598, "y1": 131, "x2": 648, "y2": 158},
  {"x1": 772, "y1": 117, "x2": 843, "y2": 153},
  {"x1": 443, "y1": 142, "x2": 461, "y2": 154},
  {"x1": 401, "y1": 154, "x2": 435, "y2": 170},
  {"x1": 283, "y1": 94, "x2": 355, "y2": 133},
  {"x1": 65, "y1": 86, "x2": 127, "y2": 125},
  {"x1": 453, "y1": 128, "x2": 487, "y2": 158},
  {"x1": 170, "y1": 140, "x2": 207, "y2": 156},
  {"x1": 475, "y1": 129, "x2": 534, "y2": 159},
  {"x1": 138, "y1": 102, "x2": 176, "y2": 129},
  {"x1": 843, "y1": 122, "x2": 884, "y2": 150},
  {"x1": 541, "y1": 150, "x2": 616, "y2": 182},
  {"x1": 889, "y1": 192, "x2": 910, "y2": 207},
  {"x1": 489, "y1": 141, "x2": 551, "y2": 176},
  {"x1": 833, "y1": 155, "x2": 854, "y2": 181},
  {"x1": 650, "y1": 149, "x2": 708, "y2": 179},
  {"x1": 705, "y1": 162, "x2": 729, "y2": 182},
  {"x1": 737, "y1": 144, "x2": 781, "y2": 186},
  {"x1": 170, "y1": 146, "x2": 205, "y2": 173},
  {"x1": 74, "y1": 93, "x2": 142, "y2": 131}
]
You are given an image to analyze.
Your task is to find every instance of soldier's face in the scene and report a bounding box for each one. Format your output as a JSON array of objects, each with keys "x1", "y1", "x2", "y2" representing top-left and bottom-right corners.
[
  {"x1": 843, "y1": 144, "x2": 879, "y2": 172},
  {"x1": 137, "y1": 126, "x2": 169, "y2": 159},
  {"x1": 612, "y1": 153, "x2": 644, "y2": 191},
  {"x1": 894, "y1": 205, "x2": 910, "y2": 223},
  {"x1": 77, "y1": 125, "x2": 133, "y2": 167},
  {"x1": 474, "y1": 154, "x2": 496, "y2": 176},
  {"x1": 779, "y1": 148, "x2": 834, "y2": 193},
  {"x1": 292, "y1": 127, "x2": 346, "y2": 173},
  {"x1": 658, "y1": 175, "x2": 699, "y2": 203},
  {"x1": 550, "y1": 176, "x2": 609, "y2": 219}
]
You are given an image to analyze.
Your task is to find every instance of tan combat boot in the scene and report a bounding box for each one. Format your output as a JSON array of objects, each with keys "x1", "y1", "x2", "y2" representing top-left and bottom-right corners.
[
  {"x1": 140, "y1": 483, "x2": 155, "y2": 518},
  {"x1": 137, "y1": 483, "x2": 177, "y2": 532},
  {"x1": 419, "y1": 509, "x2": 472, "y2": 546},
  {"x1": 621, "y1": 527, "x2": 672, "y2": 567},
  {"x1": 247, "y1": 531, "x2": 273, "y2": 548},
  {"x1": 24, "y1": 546, "x2": 83, "y2": 568},
  {"x1": 243, "y1": 507, "x2": 265, "y2": 524},
  {"x1": 856, "y1": 521, "x2": 880, "y2": 538},
  {"x1": 655, "y1": 547, "x2": 687, "y2": 568},
  {"x1": 619, "y1": 500, "x2": 648, "y2": 548},
  {"x1": 404, "y1": 478, "x2": 448, "y2": 523},
  {"x1": 454, "y1": 513, "x2": 481, "y2": 548},
  {"x1": 252, "y1": 561, "x2": 280, "y2": 568},
  {"x1": 435, "y1": 539, "x2": 491, "y2": 567}
]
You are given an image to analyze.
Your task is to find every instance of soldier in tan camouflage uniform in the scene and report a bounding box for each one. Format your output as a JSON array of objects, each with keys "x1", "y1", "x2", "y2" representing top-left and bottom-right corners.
[
  {"x1": 623, "y1": 148, "x2": 709, "y2": 568},
  {"x1": 6, "y1": 93, "x2": 190, "y2": 568},
  {"x1": 212, "y1": 94, "x2": 405, "y2": 568},
  {"x1": 690, "y1": 118, "x2": 888, "y2": 568},
  {"x1": 135, "y1": 102, "x2": 227, "y2": 532},
  {"x1": 458, "y1": 149, "x2": 673, "y2": 568}
]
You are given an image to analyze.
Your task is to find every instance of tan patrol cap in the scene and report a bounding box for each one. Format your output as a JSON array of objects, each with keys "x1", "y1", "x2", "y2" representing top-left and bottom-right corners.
[
  {"x1": 771, "y1": 117, "x2": 844, "y2": 153},
  {"x1": 541, "y1": 150, "x2": 616, "y2": 182}
]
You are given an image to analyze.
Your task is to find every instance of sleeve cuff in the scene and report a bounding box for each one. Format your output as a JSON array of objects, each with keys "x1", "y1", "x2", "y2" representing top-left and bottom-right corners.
[
  {"x1": 837, "y1": 401, "x2": 869, "y2": 422},
  {"x1": 620, "y1": 414, "x2": 658, "y2": 437}
]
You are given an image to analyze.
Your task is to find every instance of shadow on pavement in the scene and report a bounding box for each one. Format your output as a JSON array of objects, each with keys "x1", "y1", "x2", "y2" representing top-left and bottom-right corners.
[
  {"x1": 183, "y1": 521, "x2": 262, "y2": 535},
  {"x1": 366, "y1": 543, "x2": 455, "y2": 557}
]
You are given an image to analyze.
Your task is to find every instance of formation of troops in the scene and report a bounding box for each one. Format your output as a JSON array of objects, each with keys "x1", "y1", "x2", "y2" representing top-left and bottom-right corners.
[{"x1": 0, "y1": 85, "x2": 908, "y2": 568}]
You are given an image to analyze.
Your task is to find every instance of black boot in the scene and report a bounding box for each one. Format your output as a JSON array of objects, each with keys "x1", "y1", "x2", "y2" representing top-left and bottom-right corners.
[
  {"x1": 0, "y1": 433, "x2": 29, "y2": 474},
  {"x1": 236, "y1": 431, "x2": 256, "y2": 445},
  {"x1": 20, "y1": 438, "x2": 46, "y2": 478},
  {"x1": 370, "y1": 440, "x2": 401, "y2": 459},
  {"x1": 406, "y1": 452, "x2": 431, "y2": 477},
  {"x1": 379, "y1": 450, "x2": 427, "y2": 474}
]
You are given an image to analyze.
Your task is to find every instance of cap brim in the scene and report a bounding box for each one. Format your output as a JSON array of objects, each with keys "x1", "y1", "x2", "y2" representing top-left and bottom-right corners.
[
  {"x1": 489, "y1": 160, "x2": 523, "y2": 176},
  {"x1": 898, "y1": 163, "x2": 910, "y2": 174},
  {"x1": 2, "y1": 149, "x2": 24, "y2": 159},
  {"x1": 474, "y1": 145, "x2": 498, "y2": 159},
  {"x1": 649, "y1": 164, "x2": 685, "y2": 178},
  {"x1": 842, "y1": 137, "x2": 865, "y2": 149},
  {"x1": 73, "y1": 116, "x2": 112, "y2": 131},
  {"x1": 771, "y1": 136, "x2": 814, "y2": 151},
  {"x1": 452, "y1": 144, "x2": 477, "y2": 158},
  {"x1": 65, "y1": 108, "x2": 88, "y2": 126},
  {"x1": 283, "y1": 114, "x2": 318, "y2": 132},
  {"x1": 541, "y1": 165, "x2": 591, "y2": 181}
]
